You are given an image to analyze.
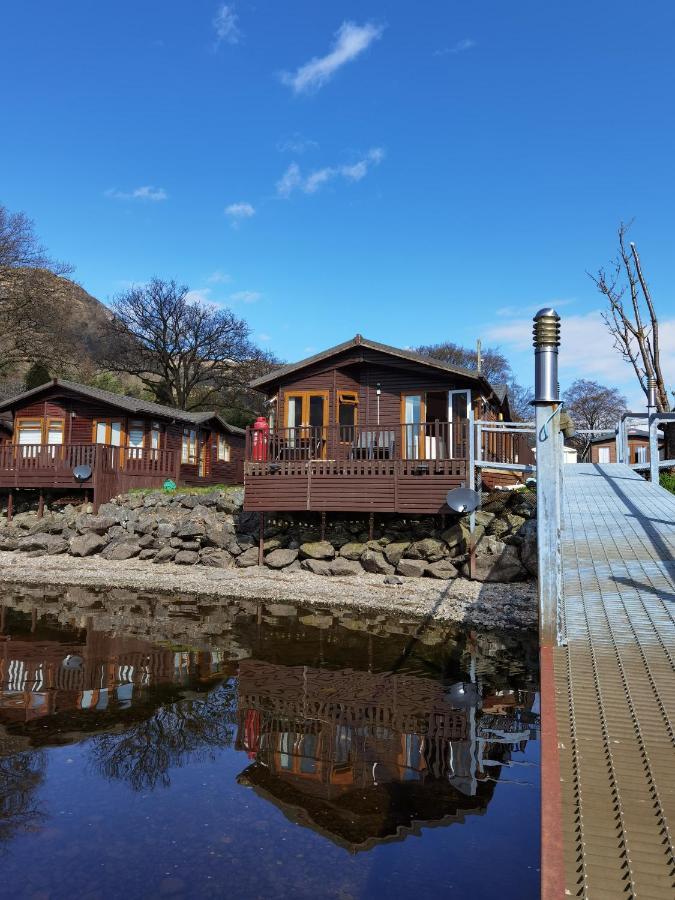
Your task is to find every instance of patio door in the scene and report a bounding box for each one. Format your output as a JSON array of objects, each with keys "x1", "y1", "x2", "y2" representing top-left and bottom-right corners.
[
  {"x1": 402, "y1": 394, "x2": 425, "y2": 459},
  {"x1": 285, "y1": 392, "x2": 328, "y2": 456},
  {"x1": 448, "y1": 390, "x2": 470, "y2": 458}
]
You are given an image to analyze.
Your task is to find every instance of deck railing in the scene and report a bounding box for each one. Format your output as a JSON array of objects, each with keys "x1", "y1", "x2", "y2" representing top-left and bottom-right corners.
[
  {"x1": 0, "y1": 444, "x2": 176, "y2": 478},
  {"x1": 245, "y1": 422, "x2": 469, "y2": 464}
]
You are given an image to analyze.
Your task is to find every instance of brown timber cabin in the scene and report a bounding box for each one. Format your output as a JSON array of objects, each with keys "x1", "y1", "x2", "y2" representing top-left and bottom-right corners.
[
  {"x1": 0, "y1": 379, "x2": 245, "y2": 509},
  {"x1": 244, "y1": 335, "x2": 524, "y2": 515}
]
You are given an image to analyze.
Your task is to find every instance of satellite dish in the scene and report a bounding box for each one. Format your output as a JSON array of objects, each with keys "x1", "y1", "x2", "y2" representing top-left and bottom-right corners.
[
  {"x1": 62, "y1": 654, "x2": 83, "y2": 671},
  {"x1": 446, "y1": 486, "x2": 481, "y2": 514},
  {"x1": 73, "y1": 464, "x2": 92, "y2": 482}
]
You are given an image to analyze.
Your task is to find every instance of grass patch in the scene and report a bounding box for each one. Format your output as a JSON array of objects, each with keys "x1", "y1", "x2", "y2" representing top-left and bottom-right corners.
[
  {"x1": 659, "y1": 472, "x2": 675, "y2": 494},
  {"x1": 127, "y1": 483, "x2": 242, "y2": 496}
]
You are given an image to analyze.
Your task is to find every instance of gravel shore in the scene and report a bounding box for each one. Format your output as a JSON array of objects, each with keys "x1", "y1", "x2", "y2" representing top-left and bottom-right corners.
[{"x1": 0, "y1": 550, "x2": 536, "y2": 629}]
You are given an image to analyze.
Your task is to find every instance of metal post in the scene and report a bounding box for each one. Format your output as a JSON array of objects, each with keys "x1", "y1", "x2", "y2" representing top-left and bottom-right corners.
[
  {"x1": 649, "y1": 413, "x2": 659, "y2": 485},
  {"x1": 468, "y1": 401, "x2": 477, "y2": 578},
  {"x1": 614, "y1": 423, "x2": 622, "y2": 465},
  {"x1": 533, "y1": 309, "x2": 562, "y2": 647},
  {"x1": 258, "y1": 512, "x2": 264, "y2": 565}
]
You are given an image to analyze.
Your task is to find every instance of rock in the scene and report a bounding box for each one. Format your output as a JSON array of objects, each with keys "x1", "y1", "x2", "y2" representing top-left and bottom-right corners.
[
  {"x1": 396, "y1": 558, "x2": 427, "y2": 578},
  {"x1": 339, "y1": 542, "x2": 367, "y2": 561},
  {"x1": 0, "y1": 537, "x2": 19, "y2": 551},
  {"x1": 384, "y1": 575, "x2": 403, "y2": 586},
  {"x1": 301, "y1": 558, "x2": 331, "y2": 575},
  {"x1": 174, "y1": 550, "x2": 199, "y2": 565},
  {"x1": 97, "y1": 502, "x2": 121, "y2": 519},
  {"x1": 200, "y1": 549, "x2": 233, "y2": 568},
  {"x1": 17, "y1": 533, "x2": 69, "y2": 555},
  {"x1": 176, "y1": 522, "x2": 205, "y2": 539},
  {"x1": 153, "y1": 547, "x2": 177, "y2": 563},
  {"x1": 441, "y1": 521, "x2": 485, "y2": 555},
  {"x1": 156, "y1": 522, "x2": 176, "y2": 539},
  {"x1": 474, "y1": 510, "x2": 496, "y2": 529},
  {"x1": 463, "y1": 536, "x2": 527, "y2": 582},
  {"x1": 139, "y1": 549, "x2": 157, "y2": 560},
  {"x1": 360, "y1": 549, "x2": 394, "y2": 575},
  {"x1": 204, "y1": 524, "x2": 234, "y2": 549},
  {"x1": 216, "y1": 490, "x2": 244, "y2": 513},
  {"x1": 383, "y1": 541, "x2": 410, "y2": 567},
  {"x1": 101, "y1": 539, "x2": 141, "y2": 561},
  {"x1": 425, "y1": 559, "x2": 458, "y2": 580},
  {"x1": 236, "y1": 547, "x2": 260, "y2": 568},
  {"x1": 265, "y1": 548, "x2": 299, "y2": 570},
  {"x1": 179, "y1": 541, "x2": 200, "y2": 551},
  {"x1": 519, "y1": 520, "x2": 537, "y2": 576},
  {"x1": 263, "y1": 537, "x2": 283, "y2": 553},
  {"x1": 328, "y1": 557, "x2": 362, "y2": 577},
  {"x1": 490, "y1": 513, "x2": 526, "y2": 539},
  {"x1": 69, "y1": 533, "x2": 108, "y2": 557},
  {"x1": 405, "y1": 538, "x2": 448, "y2": 562},
  {"x1": 138, "y1": 533, "x2": 156, "y2": 549},
  {"x1": 299, "y1": 541, "x2": 335, "y2": 560}
]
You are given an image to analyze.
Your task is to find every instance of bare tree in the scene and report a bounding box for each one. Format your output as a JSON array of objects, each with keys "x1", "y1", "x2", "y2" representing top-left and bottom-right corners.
[
  {"x1": 103, "y1": 278, "x2": 259, "y2": 411},
  {"x1": 0, "y1": 204, "x2": 71, "y2": 274},
  {"x1": 563, "y1": 379, "x2": 628, "y2": 431},
  {"x1": 590, "y1": 223, "x2": 673, "y2": 454}
]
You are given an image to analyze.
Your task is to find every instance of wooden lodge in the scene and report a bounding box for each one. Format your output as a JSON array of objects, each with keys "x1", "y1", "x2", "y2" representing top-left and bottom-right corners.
[
  {"x1": 0, "y1": 379, "x2": 245, "y2": 508},
  {"x1": 584, "y1": 427, "x2": 664, "y2": 465},
  {"x1": 244, "y1": 334, "x2": 529, "y2": 515}
]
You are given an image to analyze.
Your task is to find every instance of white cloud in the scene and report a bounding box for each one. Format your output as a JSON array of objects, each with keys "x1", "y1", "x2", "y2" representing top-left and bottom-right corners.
[
  {"x1": 213, "y1": 4, "x2": 240, "y2": 45},
  {"x1": 276, "y1": 148, "x2": 384, "y2": 198},
  {"x1": 105, "y1": 185, "x2": 168, "y2": 201},
  {"x1": 257, "y1": 333, "x2": 271, "y2": 342},
  {"x1": 434, "y1": 38, "x2": 476, "y2": 57},
  {"x1": 185, "y1": 288, "x2": 213, "y2": 305},
  {"x1": 229, "y1": 290, "x2": 262, "y2": 304},
  {"x1": 277, "y1": 134, "x2": 319, "y2": 154},
  {"x1": 207, "y1": 270, "x2": 232, "y2": 284},
  {"x1": 281, "y1": 21, "x2": 384, "y2": 94},
  {"x1": 224, "y1": 202, "x2": 255, "y2": 227}
]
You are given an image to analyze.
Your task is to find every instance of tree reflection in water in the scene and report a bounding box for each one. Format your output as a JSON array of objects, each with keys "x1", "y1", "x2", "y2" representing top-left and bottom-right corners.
[
  {"x1": 88, "y1": 684, "x2": 238, "y2": 791},
  {"x1": 0, "y1": 751, "x2": 46, "y2": 847}
]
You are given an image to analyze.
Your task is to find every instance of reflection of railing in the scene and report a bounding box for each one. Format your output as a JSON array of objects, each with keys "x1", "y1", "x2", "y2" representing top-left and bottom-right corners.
[{"x1": 245, "y1": 422, "x2": 470, "y2": 464}]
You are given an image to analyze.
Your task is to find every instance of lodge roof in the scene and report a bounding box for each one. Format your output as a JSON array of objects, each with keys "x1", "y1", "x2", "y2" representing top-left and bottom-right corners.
[
  {"x1": 0, "y1": 378, "x2": 245, "y2": 435},
  {"x1": 250, "y1": 334, "x2": 507, "y2": 405}
]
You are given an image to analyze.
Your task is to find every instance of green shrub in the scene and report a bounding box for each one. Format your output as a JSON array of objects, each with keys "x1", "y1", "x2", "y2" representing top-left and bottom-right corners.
[{"x1": 659, "y1": 472, "x2": 675, "y2": 494}]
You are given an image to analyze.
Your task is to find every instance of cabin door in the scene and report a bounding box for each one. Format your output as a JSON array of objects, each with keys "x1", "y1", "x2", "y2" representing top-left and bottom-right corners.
[
  {"x1": 199, "y1": 436, "x2": 210, "y2": 478},
  {"x1": 285, "y1": 392, "x2": 328, "y2": 457},
  {"x1": 448, "y1": 390, "x2": 470, "y2": 458}
]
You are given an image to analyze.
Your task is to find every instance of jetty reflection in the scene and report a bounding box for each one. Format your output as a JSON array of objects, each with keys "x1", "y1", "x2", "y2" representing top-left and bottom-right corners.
[{"x1": 0, "y1": 586, "x2": 538, "y2": 852}]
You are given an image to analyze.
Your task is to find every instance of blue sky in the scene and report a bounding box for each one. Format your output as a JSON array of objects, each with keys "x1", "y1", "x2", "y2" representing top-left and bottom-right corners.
[{"x1": 2, "y1": 0, "x2": 674, "y2": 405}]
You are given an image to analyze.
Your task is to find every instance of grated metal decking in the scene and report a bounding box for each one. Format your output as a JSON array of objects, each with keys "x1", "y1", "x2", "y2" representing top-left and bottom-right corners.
[{"x1": 553, "y1": 464, "x2": 675, "y2": 899}]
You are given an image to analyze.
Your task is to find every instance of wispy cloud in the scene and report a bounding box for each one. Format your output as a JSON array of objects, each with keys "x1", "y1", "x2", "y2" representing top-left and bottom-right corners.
[
  {"x1": 257, "y1": 332, "x2": 271, "y2": 342},
  {"x1": 185, "y1": 288, "x2": 214, "y2": 305},
  {"x1": 206, "y1": 270, "x2": 232, "y2": 284},
  {"x1": 277, "y1": 133, "x2": 319, "y2": 154},
  {"x1": 105, "y1": 185, "x2": 168, "y2": 201},
  {"x1": 434, "y1": 38, "x2": 476, "y2": 57},
  {"x1": 276, "y1": 148, "x2": 384, "y2": 198},
  {"x1": 229, "y1": 290, "x2": 262, "y2": 304},
  {"x1": 281, "y1": 21, "x2": 384, "y2": 94},
  {"x1": 213, "y1": 4, "x2": 240, "y2": 46},
  {"x1": 225, "y1": 202, "x2": 255, "y2": 227}
]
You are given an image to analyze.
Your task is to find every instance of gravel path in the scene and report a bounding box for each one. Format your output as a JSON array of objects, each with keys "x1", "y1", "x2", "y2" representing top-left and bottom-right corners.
[{"x1": 0, "y1": 550, "x2": 536, "y2": 629}]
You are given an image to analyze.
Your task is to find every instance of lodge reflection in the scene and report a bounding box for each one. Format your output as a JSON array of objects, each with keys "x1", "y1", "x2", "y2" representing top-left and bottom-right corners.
[{"x1": 0, "y1": 597, "x2": 538, "y2": 850}]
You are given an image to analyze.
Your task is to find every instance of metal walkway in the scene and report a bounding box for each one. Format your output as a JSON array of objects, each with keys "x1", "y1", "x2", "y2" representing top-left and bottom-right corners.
[{"x1": 553, "y1": 464, "x2": 675, "y2": 898}]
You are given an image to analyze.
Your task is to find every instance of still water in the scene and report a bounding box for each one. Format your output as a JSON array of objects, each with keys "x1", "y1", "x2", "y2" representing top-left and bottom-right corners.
[{"x1": 0, "y1": 585, "x2": 540, "y2": 899}]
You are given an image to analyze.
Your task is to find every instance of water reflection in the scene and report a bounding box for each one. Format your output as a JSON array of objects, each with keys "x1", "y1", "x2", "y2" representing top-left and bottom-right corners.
[{"x1": 0, "y1": 585, "x2": 539, "y2": 868}]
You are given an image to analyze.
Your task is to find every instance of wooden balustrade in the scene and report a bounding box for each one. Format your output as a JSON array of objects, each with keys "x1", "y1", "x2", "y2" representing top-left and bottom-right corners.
[{"x1": 0, "y1": 444, "x2": 176, "y2": 478}]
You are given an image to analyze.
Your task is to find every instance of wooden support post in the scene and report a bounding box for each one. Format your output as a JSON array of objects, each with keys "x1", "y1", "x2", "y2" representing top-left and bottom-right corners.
[
  {"x1": 258, "y1": 512, "x2": 265, "y2": 565},
  {"x1": 7, "y1": 490, "x2": 13, "y2": 523},
  {"x1": 368, "y1": 511, "x2": 374, "y2": 541},
  {"x1": 31, "y1": 607, "x2": 38, "y2": 634},
  {"x1": 320, "y1": 511, "x2": 326, "y2": 542},
  {"x1": 649, "y1": 413, "x2": 660, "y2": 485},
  {"x1": 37, "y1": 492, "x2": 45, "y2": 519}
]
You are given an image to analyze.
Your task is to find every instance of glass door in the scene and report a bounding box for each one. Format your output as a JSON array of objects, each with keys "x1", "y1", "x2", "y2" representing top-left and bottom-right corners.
[
  {"x1": 448, "y1": 390, "x2": 470, "y2": 458},
  {"x1": 285, "y1": 392, "x2": 328, "y2": 457},
  {"x1": 402, "y1": 394, "x2": 424, "y2": 459}
]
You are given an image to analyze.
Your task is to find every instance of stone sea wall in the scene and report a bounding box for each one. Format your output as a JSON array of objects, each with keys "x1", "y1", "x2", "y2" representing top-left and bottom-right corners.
[{"x1": 0, "y1": 486, "x2": 537, "y2": 584}]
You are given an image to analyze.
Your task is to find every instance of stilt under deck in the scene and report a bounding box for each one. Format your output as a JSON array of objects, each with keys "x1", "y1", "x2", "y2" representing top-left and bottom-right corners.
[{"x1": 543, "y1": 464, "x2": 675, "y2": 899}]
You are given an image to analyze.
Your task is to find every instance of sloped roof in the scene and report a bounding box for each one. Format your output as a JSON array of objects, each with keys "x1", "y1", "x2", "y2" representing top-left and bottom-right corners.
[
  {"x1": 0, "y1": 378, "x2": 245, "y2": 435},
  {"x1": 250, "y1": 334, "x2": 504, "y2": 403}
]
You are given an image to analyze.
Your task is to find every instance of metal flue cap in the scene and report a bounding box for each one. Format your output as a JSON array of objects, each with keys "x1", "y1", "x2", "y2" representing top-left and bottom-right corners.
[{"x1": 532, "y1": 308, "x2": 560, "y2": 349}]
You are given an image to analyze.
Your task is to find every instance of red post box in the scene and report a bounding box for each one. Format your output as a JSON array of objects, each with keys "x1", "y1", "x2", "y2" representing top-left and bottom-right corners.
[{"x1": 252, "y1": 416, "x2": 269, "y2": 461}]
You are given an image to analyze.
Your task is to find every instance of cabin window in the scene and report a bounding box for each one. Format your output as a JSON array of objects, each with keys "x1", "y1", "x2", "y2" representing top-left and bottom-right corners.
[
  {"x1": 150, "y1": 422, "x2": 163, "y2": 451},
  {"x1": 217, "y1": 435, "x2": 231, "y2": 462},
  {"x1": 46, "y1": 419, "x2": 64, "y2": 446},
  {"x1": 94, "y1": 419, "x2": 123, "y2": 446},
  {"x1": 635, "y1": 445, "x2": 647, "y2": 464},
  {"x1": 182, "y1": 428, "x2": 197, "y2": 464},
  {"x1": 598, "y1": 446, "x2": 610, "y2": 463},
  {"x1": 15, "y1": 417, "x2": 65, "y2": 456},
  {"x1": 337, "y1": 391, "x2": 358, "y2": 439},
  {"x1": 128, "y1": 420, "x2": 145, "y2": 458}
]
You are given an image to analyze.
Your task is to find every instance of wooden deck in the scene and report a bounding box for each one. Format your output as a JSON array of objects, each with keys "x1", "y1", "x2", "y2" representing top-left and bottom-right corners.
[{"x1": 545, "y1": 464, "x2": 675, "y2": 898}]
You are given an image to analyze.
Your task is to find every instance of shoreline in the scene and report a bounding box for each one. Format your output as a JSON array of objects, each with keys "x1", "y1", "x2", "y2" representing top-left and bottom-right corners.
[{"x1": 0, "y1": 550, "x2": 536, "y2": 630}]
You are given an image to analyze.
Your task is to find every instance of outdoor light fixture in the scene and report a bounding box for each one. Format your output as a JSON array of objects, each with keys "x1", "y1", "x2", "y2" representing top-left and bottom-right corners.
[{"x1": 532, "y1": 308, "x2": 560, "y2": 404}]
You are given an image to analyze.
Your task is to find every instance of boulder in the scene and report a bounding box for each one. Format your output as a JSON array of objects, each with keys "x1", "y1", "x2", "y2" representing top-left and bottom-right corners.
[
  {"x1": 490, "y1": 513, "x2": 526, "y2": 539},
  {"x1": 396, "y1": 558, "x2": 427, "y2": 578},
  {"x1": 0, "y1": 537, "x2": 19, "y2": 551},
  {"x1": 156, "y1": 522, "x2": 176, "y2": 540},
  {"x1": 69, "y1": 533, "x2": 108, "y2": 557},
  {"x1": 174, "y1": 550, "x2": 199, "y2": 565},
  {"x1": 200, "y1": 549, "x2": 233, "y2": 568},
  {"x1": 301, "y1": 558, "x2": 331, "y2": 576},
  {"x1": 383, "y1": 541, "x2": 410, "y2": 567},
  {"x1": 299, "y1": 541, "x2": 335, "y2": 560},
  {"x1": 360, "y1": 549, "x2": 394, "y2": 575},
  {"x1": 204, "y1": 524, "x2": 235, "y2": 549},
  {"x1": 474, "y1": 510, "x2": 496, "y2": 529},
  {"x1": 328, "y1": 557, "x2": 362, "y2": 577},
  {"x1": 463, "y1": 536, "x2": 527, "y2": 582},
  {"x1": 265, "y1": 548, "x2": 299, "y2": 570},
  {"x1": 178, "y1": 541, "x2": 200, "y2": 551},
  {"x1": 18, "y1": 533, "x2": 69, "y2": 555},
  {"x1": 153, "y1": 547, "x2": 177, "y2": 563},
  {"x1": 441, "y1": 521, "x2": 485, "y2": 555},
  {"x1": 139, "y1": 549, "x2": 157, "y2": 560},
  {"x1": 339, "y1": 542, "x2": 367, "y2": 561},
  {"x1": 176, "y1": 522, "x2": 205, "y2": 539},
  {"x1": 519, "y1": 520, "x2": 537, "y2": 576},
  {"x1": 426, "y1": 559, "x2": 458, "y2": 580},
  {"x1": 384, "y1": 575, "x2": 404, "y2": 586},
  {"x1": 236, "y1": 547, "x2": 260, "y2": 568},
  {"x1": 138, "y1": 533, "x2": 156, "y2": 549},
  {"x1": 263, "y1": 537, "x2": 283, "y2": 553},
  {"x1": 405, "y1": 538, "x2": 448, "y2": 562},
  {"x1": 101, "y1": 539, "x2": 141, "y2": 561}
]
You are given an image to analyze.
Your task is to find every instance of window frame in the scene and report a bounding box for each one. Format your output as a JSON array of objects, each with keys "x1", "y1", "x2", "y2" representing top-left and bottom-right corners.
[
  {"x1": 336, "y1": 390, "x2": 358, "y2": 440},
  {"x1": 92, "y1": 418, "x2": 125, "y2": 447},
  {"x1": 283, "y1": 391, "x2": 329, "y2": 430},
  {"x1": 217, "y1": 434, "x2": 231, "y2": 462},
  {"x1": 181, "y1": 427, "x2": 198, "y2": 465}
]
